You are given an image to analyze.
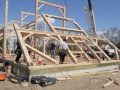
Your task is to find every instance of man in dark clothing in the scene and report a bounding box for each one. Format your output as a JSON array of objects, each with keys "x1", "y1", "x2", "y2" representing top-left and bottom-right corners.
[
  {"x1": 50, "y1": 42, "x2": 56, "y2": 58},
  {"x1": 25, "y1": 37, "x2": 32, "y2": 55},
  {"x1": 15, "y1": 41, "x2": 22, "y2": 63}
]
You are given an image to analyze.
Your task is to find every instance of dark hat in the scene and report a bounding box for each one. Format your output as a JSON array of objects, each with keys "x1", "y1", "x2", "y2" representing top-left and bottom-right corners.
[{"x1": 63, "y1": 38, "x2": 66, "y2": 41}]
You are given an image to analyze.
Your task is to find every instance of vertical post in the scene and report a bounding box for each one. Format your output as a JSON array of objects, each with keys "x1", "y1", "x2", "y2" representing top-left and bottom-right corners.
[
  {"x1": 20, "y1": 12, "x2": 23, "y2": 27},
  {"x1": 62, "y1": 7, "x2": 66, "y2": 33},
  {"x1": 44, "y1": 22, "x2": 46, "y2": 32},
  {"x1": 35, "y1": 0, "x2": 38, "y2": 30},
  {"x1": 3, "y1": 0, "x2": 8, "y2": 58},
  {"x1": 33, "y1": 0, "x2": 38, "y2": 58},
  {"x1": 9, "y1": 29, "x2": 11, "y2": 55},
  {"x1": 63, "y1": 7, "x2": 66, "y2": 28},
  {"x1": 43, "y1": 37, "x2": 46, "y2": 54}
]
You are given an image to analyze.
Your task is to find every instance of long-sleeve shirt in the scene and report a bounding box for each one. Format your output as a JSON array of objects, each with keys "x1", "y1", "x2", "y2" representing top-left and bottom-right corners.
[{"x1": 59, "y1": 41, "x2": 69, "y2": 51}]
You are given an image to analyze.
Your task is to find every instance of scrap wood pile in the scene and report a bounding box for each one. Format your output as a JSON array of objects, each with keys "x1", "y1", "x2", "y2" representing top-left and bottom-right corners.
[{"x1": 103, "y1": 77, "x2": 120, "y2": 88}]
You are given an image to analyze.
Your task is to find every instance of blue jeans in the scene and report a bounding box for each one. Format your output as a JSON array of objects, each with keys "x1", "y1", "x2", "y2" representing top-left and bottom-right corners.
[{"x1": 51, "y1": 50, "x2": 56, "y2": 58}]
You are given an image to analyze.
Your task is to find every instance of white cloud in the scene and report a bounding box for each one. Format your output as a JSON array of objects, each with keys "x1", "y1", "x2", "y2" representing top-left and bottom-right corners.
[
  {"x1": 38, "y1": 17, "x2": 55, "y2": 30},
  {"x1": 38, "y1": 17, "x2": 55, "y2": 24}
]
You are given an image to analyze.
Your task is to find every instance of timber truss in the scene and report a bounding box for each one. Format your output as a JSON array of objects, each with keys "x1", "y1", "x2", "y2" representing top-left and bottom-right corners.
[{"x1": 13, "y1": 14, "x2": 120, "y2": 66}]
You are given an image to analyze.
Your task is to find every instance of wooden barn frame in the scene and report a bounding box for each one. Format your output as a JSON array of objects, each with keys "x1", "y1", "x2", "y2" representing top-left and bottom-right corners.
[{"x1": 1, "y1": 0, "x2": 120, "y2": 70}]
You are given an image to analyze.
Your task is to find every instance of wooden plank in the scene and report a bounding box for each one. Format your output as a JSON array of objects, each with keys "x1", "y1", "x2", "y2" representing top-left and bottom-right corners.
[
  {"x1": 63, "y1": 6, "x2": 66, "y2": 28},
  {"x1": 38, "y1": 1, "x2": 64, "y2": 9},
  {"x1": 108, "y1": 77, "x2": 120, "y2": 85},
  {"x1": 101, "y1": 60, "x2": 120, "y2": 63},
  {"x1": 94, "y1": 51, "x2": 102, "y2": 53},
  {"x1": 19, "y1": 29, "x2": 82, "y2": 38},
  {"x1": 95, "y1": 43, "x2": 111, "y2": 61},
  {"x1": 22, "y1": 21, "x2": 35, "y2": 28},
  {"x1": 89, "y1": 44, "x2": 96, "y2": 47},
  {"x1": 22, "y1": 11, "x2": 42, "y2": 17},
  {"x1": 21, "y1": 12, "x2": 42, "y2": 28},
  {"x1": 115, "y1": 48, "x2": 119, "y2": 60},
  {"x1": 35, "y1": 0, "x2": 38, "y2": 30},
  {"x1": 54, "y1": 26, "x2": 82, "y2": 32},
  {"x1": 103, "y1": 81, "x2": 114, "y2": 88},
  {"x1": 98, "y1": 36, "x2": 120, "y2": 59},
  {"x1": 106, "y1": 39, "x2": 120, "y2": 59},
  {"x1": 26, "y1": 44, "x2": 59, "y2": 64},
  {"x1": 71, "y1": 19, "x2": 87, "y2": 36},
  {"x1": 44, "y1": 14, "x2": 73, "y2": 21},
  {"x1": 23, "y1": 33, "x2": 33, "y2": 40},
  {"x1": 67, "y1": 43, "x2": 77, "y2": 46},
  {"x1": 71, "y1": 37, "x2": 90, "y2": 62},
  {"x1": 103, "y1": 77, "x2": 120, "y2": 88},
  {"x1": 46, "y1": 34, "x2": 60, "y2": 42},
  {"x1": 72, "y1": 51, "x2": 83, "y2": 54},
  {"x1": 83, "y1": 42, "x2": 101, "y2": 62},
  {"x1": 13, "y1": 23, "x2": 33, "y2": 66},
  {"x1": 76, "y1": 41, "x2": 84, "y2": 43},
  {"x1": 42, "y1": 14, "x2": 56, "y2": 32},
  {"x1": 85, "y1": 37, "x2": 111, "y2": 61},
  {"x1": 3, "y1": 0, "x2": 8, "y2": 58}
]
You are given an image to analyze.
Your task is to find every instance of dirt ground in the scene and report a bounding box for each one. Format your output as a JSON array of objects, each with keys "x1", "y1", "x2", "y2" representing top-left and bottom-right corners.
[{"x1": 0, "y1": 71, "x2": 120, "y2": 90}]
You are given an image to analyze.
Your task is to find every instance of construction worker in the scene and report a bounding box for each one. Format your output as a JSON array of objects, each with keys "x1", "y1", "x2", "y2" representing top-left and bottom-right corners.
[
  {"x1": 25, "y1": 37, "x2": 32, "y2": 55},
  {"x1": 50, "y1": 42, "x2": 56, "y2": 58},
  {"x1": 59, "y1": 39, "x2": 69, "y2": 64},
  {"x1": 104, "y1": 44, "x2": 111, "y2": 55},
  {"x1": 15, "y1": 41, "x2": 22, "y2": 63}
]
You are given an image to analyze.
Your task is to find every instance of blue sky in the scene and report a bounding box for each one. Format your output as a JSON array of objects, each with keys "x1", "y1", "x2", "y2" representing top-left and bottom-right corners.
[{"x1": 0, "y1": 0, "x2": 120, "y2": 33}]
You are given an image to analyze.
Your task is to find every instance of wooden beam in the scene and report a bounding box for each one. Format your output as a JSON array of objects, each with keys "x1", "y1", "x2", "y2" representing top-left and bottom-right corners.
[
  {"x1": 54, "y1": 26, "x2": 82, "y2": 32},
  {"x1": 103, "y1": 81, "x2": 114, "y2": 88},
  {"x1": 71, "y1": 20, "x2": 87, "y2": 36},
  {"x1": 20, "y1": 12, "x2": 23, "y2": 27},
  {"x1": 67, "y1": 50, "x2": 79, "y2": 63},
  {"x1": 19, "y1": 29, "x2": 82, "y2": 38},
  {"x1": 72, "y1": 51, "x2": 83, "y2": 54},
  {"x1": 67, "y1": 43, "x2": 77, "y2": 46},
  {"x1": 84, "y1": 37, "x2": 111, "y2": 61},
  {"x1": 13, "y1": 23, "x2": 33, "y2": 66},
  {"x1": 83, "y1": 42, "x2": 101, "y2": 62},
  {"x1": 46, "y1": 34, "x2": 60, "y2": 42},
  {"x1": 35, "y1": 0, "x2": 38, "y2": 30},
  {"x1": 44, "y1": 14, "x2": 73, "y2": 21},
  {"x1": 37, "y1": 1, "x2": 64, "y2": 9},
  {"x1": 95, "y1": 44, "x2": 111, "y2": 61},
  {"x1": 23, "y1": 33, "x2": 33, "y2": 40},
  {"x1": 108, "y1": 77, "x2": 120, "y2": 85},
  {"x1": 63, "y1": 6, "x2": 66, "y2": 28},
  {"x1": 42, "y1": 14, "x2": 56, "y2": 32},
  {"x1": 42, "y1": 37, "x2": 46, "y2": 54},
  {"x1": 106, "y1": 39, "x2": 120, "y2": 59},
  {"x1": 26, "y1": 44, "x2": 59, "y2": 64},
  {"x1": 71, "y1": 37, "x2": 90, "y2": 62},
  {"x1": 103, "y1": 77, "x2": 120, "y2": 88},
  {"x1": 22, "y1": 11, "x2": 40, "y2": 16},
  {"x1": 3, "y1": 0, "x2": 8, "y2": 58},
  {"x1": 115, "y1": 48, "x2": 119, "y2": 60}
]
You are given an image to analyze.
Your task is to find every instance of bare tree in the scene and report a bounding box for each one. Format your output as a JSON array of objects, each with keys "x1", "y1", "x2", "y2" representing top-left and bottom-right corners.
[{"x1": 103, "y1": 27, "x2": 120, "y2": 49}]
